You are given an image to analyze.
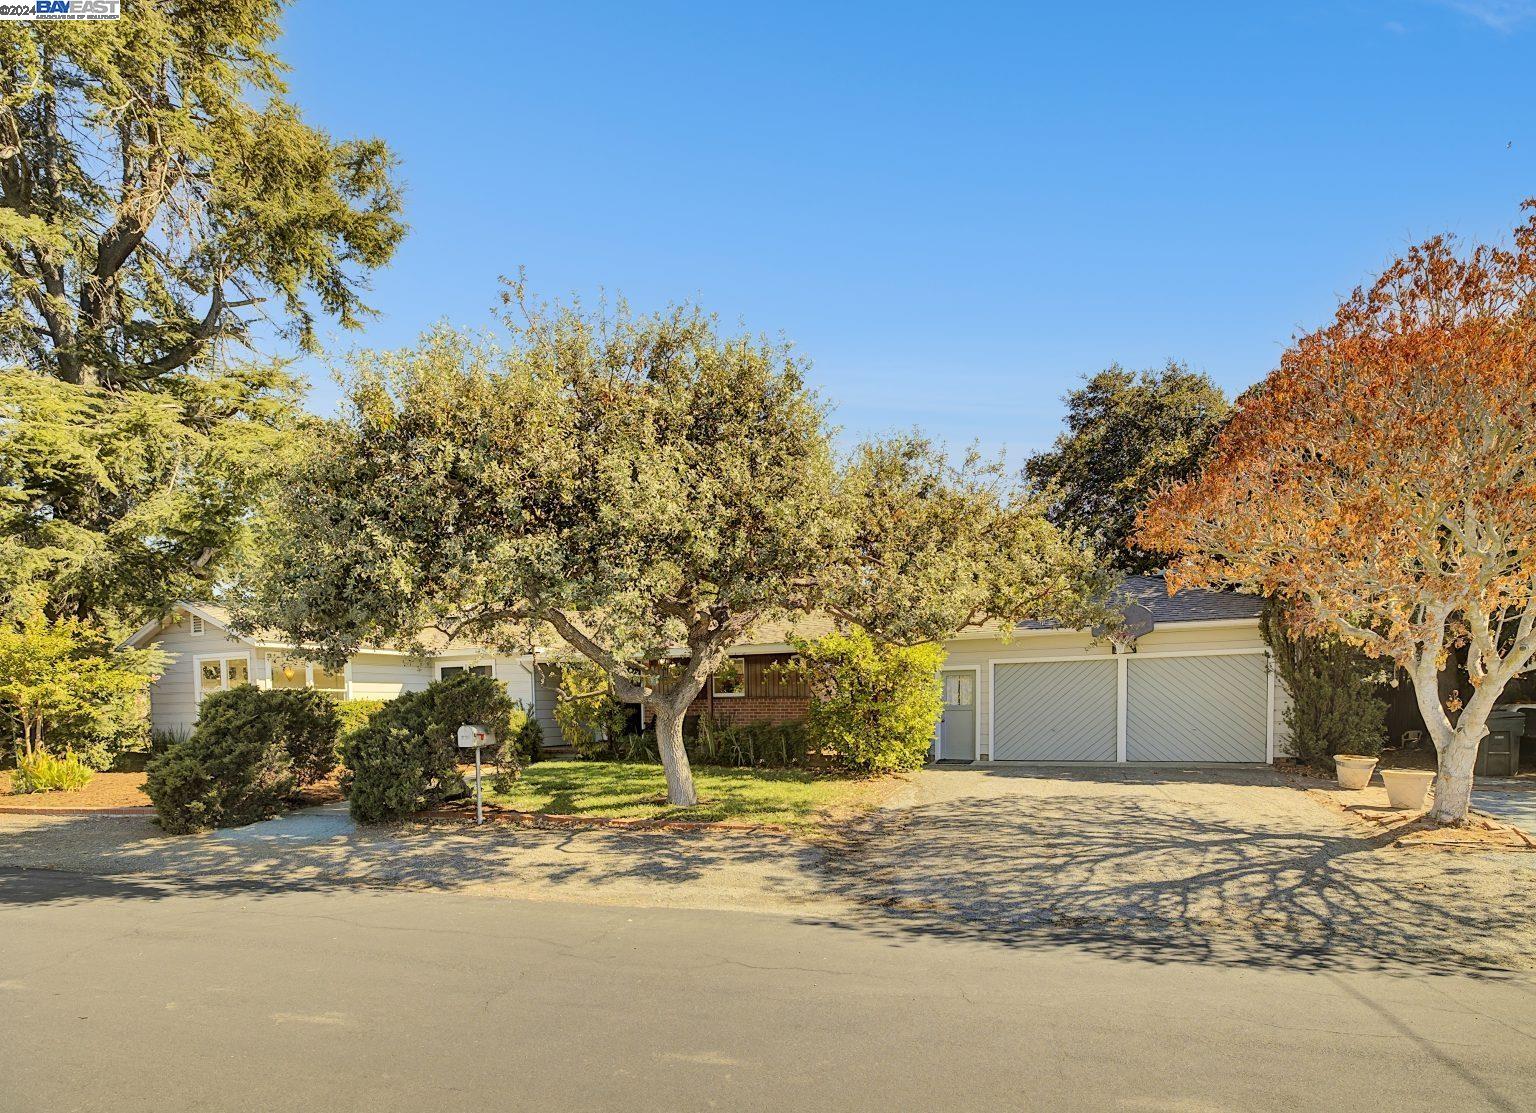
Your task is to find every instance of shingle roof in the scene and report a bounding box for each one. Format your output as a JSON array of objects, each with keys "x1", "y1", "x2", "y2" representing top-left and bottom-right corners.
[{"x1": 1020, "y1": 574, "x2": 1262, "y2": 631}]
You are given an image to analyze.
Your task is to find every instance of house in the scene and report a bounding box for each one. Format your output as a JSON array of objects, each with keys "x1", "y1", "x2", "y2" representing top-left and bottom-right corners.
[
  {"x1": 125, "y1": 576, "x2": 1291, "y2": 763},
  {"x1": 119, "y1": 603, "x2": 544, "y2": 738}
]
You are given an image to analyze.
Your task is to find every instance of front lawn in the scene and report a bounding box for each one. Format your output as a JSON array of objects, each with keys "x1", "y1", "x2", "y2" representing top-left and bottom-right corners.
[{"x1": 476, "y1": 760, "x2": 899, "y2": 831}]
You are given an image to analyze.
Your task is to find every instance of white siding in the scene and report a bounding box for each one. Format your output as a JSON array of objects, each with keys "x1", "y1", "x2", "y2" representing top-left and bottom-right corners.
[
  {"x1": 143, "y1": 614, "x2": 256, "y2": 736},
  {"x1": 347, "y1": 653, "x2": 434, "y2": 701}
]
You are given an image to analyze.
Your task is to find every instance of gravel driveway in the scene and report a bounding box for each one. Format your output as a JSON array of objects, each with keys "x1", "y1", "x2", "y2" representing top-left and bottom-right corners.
[{"x1": 817, "y1": 765, "x2": 1536, "y2": 971}]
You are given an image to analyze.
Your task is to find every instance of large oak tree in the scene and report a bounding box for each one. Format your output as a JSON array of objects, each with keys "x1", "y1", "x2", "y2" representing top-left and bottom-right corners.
[
  {"x1": 1026, "y1": 361, "x2": 1229, "y2": 573},
  {"x1": 1140, "y1": 202, "x2": 1536, "y2": 825},
  {"x1": 240, "y1": 288, "x2": 1109, "y2": 805}
]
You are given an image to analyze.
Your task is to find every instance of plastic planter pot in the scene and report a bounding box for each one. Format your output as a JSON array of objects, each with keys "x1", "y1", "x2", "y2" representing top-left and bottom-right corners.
[
  {"x1": 1334, "y1": 754, "x2": 1378, "y2": 790},
  {"x1": 1380, "y1": 769, "x2": 1435, "y2": 810}
]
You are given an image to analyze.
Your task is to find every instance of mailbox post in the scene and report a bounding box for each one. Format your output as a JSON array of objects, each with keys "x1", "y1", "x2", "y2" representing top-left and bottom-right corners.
[{"x1": 456, "y1": 724, "x2": 497, "y2": 825}]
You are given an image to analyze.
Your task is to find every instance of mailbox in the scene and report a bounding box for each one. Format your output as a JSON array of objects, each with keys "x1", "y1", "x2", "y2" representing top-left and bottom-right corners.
[{"x1": 457, "y1": 724, "x2": 495, "y2": 751}]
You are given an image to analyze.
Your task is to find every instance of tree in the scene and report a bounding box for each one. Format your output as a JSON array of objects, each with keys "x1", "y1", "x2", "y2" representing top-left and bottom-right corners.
[
  {"x1": 0, "y1": 4, "x2": 404, "y2": 626},
  {"x1": 1026, "y1": 362, "x2": 1229, "y2": 572},
  {"x1": 239, "y1": 290, "x2": 1108, "y2": 806},
  {"x1": 0, "y1": 365, "x2": 303, "y2": 625},
  {"x1": 1139, "y1": 202, "x2": 1536, "y2": 825},
  {"x1": 0, "y1": 5, "x2": 404, "y2": 388},
  {"x1": 0, "y1": 610, "x2": 166, "y2": 766}
]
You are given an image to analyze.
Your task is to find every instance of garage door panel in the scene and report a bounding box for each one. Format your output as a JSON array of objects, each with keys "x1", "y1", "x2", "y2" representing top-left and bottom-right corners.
[
  {"x1": 993, "y1": 660, "x2": 1118, "y2": 761},
  {"x1": 1125, "y1": 654, "x2": 1267, "y2": 762}
]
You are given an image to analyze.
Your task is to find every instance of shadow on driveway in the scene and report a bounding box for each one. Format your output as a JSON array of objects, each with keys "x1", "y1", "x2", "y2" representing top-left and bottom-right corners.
[{"x1": 806, "y1": 765, "x2": 1536, "y2": 974}]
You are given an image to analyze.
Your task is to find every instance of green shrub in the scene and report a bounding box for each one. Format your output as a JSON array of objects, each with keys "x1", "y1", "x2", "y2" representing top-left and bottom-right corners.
[
  {"x1": 333, "y1": 699, "x2": 386, "y2": 743},
  {"x1": 0, "y1": 612, "x2": 166, "y2": 770},
  {"x1": 344, "y1": 722, "x2": 434, "y2": 824},
  {"x1": 554, "y1": 662, "x2": 627, "y2": 751},
  {"x1": 514, "y1": 711, "x2": 543, "y2": 764},
  {"x1": 1261, "y1": 599, "x2": 1388, "y2": 767},
  {"x1": 796, "y1": 630, "x2": 943, "y2": 774},
  {"x1": 261, "y1": 688, "x2": 342, "y2": 785},
  {"x1": 342, "y1": 673, "x2": 513, "y2": 823},
  {"x1": 145, "y1": 690, "x2": 300, "y2": 833},
  {"x1": 10, "y1": 750, "x2": 94, "y2": 793},
  {"x1": 689, "y1": 717, "x2": 811, "y2": 768}
]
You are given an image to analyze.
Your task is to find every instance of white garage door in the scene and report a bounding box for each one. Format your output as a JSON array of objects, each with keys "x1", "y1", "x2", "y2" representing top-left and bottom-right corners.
[
  {"x1": 989, "y1": 652, "x2": 1271, "y2": 764},
  {"x1": 992, "y1": 660, "x2": 1118, "y2": 761},
  {"x1": 1125, "y1": 654, "x2": 1269, "y2": 763}
]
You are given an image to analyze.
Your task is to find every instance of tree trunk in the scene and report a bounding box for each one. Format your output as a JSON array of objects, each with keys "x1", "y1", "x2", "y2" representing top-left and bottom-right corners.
[
  {"x1": 1428, "y1": 727, "x2": 1482, "y2": 826},
  {"x1": 652, "y1": 703, "x2": 698, "y2": 807}
]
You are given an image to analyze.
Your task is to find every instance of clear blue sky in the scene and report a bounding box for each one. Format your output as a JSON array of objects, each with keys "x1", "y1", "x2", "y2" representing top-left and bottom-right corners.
[{"x1": 276, "y1": 1, "x2": 1536, "y2": 459}]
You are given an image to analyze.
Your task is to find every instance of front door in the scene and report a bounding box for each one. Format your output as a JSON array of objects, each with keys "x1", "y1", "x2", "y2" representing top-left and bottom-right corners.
[{"x1": 938, "y1": 670, "x2": 977, "y2": 761}]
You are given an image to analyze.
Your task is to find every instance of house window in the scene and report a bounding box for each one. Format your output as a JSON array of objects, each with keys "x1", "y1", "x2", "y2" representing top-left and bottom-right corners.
[
  {"x1": 189, "y1": 614, "x2": 205, "y2": 636},
  {"x1": 713, "y1": 657, "x2": 746, "y2": 697},
  {"x1": 197, "y1": 655, "x2": 250, "y2": 700},
  {"x1": 439, "y1": 664, "x2": 494, "y2": 680},
  {"x1": 268, "y1": 655, "x2": 347, "y2": 696}
]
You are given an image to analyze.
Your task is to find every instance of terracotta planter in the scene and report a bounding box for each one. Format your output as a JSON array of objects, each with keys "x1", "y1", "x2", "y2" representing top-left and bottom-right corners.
[
  {"x1": 1334, "y1": 754, "x2": 1378, "y2": 790},
  {"x1": 1381, "y1": 769, "x2": 1435, "y2": 810}
]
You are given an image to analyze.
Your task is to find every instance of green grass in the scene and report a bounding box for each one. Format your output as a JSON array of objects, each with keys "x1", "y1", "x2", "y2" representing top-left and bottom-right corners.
[{"x1": 476, "y1": 760, "x2": 896, "y2": 831}]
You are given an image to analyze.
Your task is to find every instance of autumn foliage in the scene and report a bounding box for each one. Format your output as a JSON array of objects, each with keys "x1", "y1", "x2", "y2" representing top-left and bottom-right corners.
[{"x1": 1139, "y1": 201, "x2": 1536, "y2": 823}]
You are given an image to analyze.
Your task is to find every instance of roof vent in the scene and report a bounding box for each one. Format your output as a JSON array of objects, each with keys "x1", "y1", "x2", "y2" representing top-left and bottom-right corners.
[{"x1": 189, "y1": 614, "x2": 205, "y2": 636}]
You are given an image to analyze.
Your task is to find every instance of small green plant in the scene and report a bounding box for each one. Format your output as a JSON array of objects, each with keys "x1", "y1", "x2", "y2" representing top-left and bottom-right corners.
[
  {"x1": 796, "y1": 629, "x2": 943, "y2": 774},
  {"x1": 10, "y1": 750, "x2": 94, "y2": 793},
  {"x1": 688, "y1": 717, "x2": 810, "y2": 768},
  {"x1": 149, "y1": 727, "x2": 191, "y2": 755}
]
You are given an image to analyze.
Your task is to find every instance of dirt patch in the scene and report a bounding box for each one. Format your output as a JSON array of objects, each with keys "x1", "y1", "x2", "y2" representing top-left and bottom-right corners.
[
  {"x1": 0, "y1": 770, "x2": 345, "y2": 814},
  {"x1": 1305, "y1": 783, "x2": 1536, "y2": 851},
  {"x1": 0, "y1": 770, "x2": 151, "y2": 811}
]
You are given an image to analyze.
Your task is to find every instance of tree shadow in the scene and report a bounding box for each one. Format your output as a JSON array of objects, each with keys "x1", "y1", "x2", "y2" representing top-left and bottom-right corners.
[
  {"x1": 806, "y1": 771, "x2": 1536, "y2": 974},
  {"x1": 0, "y1": 811, "x2": 811, "y2": 909}
]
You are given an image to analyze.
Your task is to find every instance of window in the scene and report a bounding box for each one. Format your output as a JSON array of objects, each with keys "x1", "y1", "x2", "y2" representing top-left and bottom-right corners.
[
  {"x1": 439, "y1": 664, "x2": 494, "y2": 680},
  {"x1": 942, "y1": 673, "x2": 975, "y2": 707},
  {"x1": 712, "y1": 657, "x2": 746, "y2": 697},
  {"x1": 268, "y1": 655, "x2": 346, "y2": 695},
  {"x1": 189, "y1": 614, "x2": 205, "y2": 636},
  {"x1": 197, "y1": 655, "x2": 250, "y2": 700}
]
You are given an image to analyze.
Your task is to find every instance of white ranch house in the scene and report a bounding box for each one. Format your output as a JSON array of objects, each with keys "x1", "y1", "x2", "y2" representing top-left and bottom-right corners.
[{"x1": 123, "y1": 577, "x2": 1292, "y2": 764}]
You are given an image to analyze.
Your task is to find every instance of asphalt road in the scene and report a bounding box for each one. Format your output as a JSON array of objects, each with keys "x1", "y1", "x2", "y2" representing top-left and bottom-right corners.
[{"x1": 3, "y1": 869, "x2": 1533, "y2": 1113}]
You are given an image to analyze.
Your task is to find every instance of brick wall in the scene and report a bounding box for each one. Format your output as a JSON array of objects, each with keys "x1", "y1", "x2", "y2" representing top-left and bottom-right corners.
[
  {"x1": 687, "y1": 694, "x2": 810, "y2": 726},
  {"x1": 684, "y1": 651, "x2": 810, "y2": 726}
]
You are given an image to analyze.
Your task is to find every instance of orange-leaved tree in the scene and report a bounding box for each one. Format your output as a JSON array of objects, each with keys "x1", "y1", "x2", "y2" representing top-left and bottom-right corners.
[{"x1": 1139, "y1": 201, "x2": 1536, "y2": 825}]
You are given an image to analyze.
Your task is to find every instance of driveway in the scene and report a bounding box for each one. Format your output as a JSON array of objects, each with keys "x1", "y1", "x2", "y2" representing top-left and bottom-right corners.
[
  {"x1": 818, "y1": 765, "x2": 1536, "y2": 971},
  {"x1": 1473, "y1": 781, "x2": 1536, "y2": 839}
]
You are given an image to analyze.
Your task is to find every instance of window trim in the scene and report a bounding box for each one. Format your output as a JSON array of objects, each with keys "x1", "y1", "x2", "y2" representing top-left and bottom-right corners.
[
  {"x1": 712, "y1": 656, "x2": 747, "y2": 698},
  {"x1": 194, "y1": 652, "x2": 253, "y2": 700},
  {"x1": 266, "y1": 653, "x2": 349, "y2": 697},
  {"x1": 437, "y1": 661, "x2": 496, "y2": 682}
]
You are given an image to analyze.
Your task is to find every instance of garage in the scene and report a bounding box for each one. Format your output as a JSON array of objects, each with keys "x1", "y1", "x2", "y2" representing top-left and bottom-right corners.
[
  {"x1": 988, "y1": 650, "x2": 1271, "y2": 764},
  {"x1": 1125, "y1": 653, "x2": 1269, "y2": 762},
  {"x1": 991, "y1": 659, "x2": 1119, "y2": 761}
]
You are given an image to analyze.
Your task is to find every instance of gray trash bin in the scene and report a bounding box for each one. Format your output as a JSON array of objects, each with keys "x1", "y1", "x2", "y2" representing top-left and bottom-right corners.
[{"x1": 1478, "y1": 710, "x2": 1525, "y2": 778}]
